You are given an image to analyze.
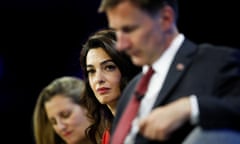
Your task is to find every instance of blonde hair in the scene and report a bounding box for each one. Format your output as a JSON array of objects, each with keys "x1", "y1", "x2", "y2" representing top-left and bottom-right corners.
[{"x1": 33, "y1": 76, "x2": 87, "y2": 144}]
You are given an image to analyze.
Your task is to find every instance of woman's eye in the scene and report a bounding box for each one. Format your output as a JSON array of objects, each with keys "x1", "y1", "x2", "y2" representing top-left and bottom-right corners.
[
  {"x1": 105, "y1": 65, "x2": 117, "y2": 71},
  {"x1": 86, "y1": 69, "x2": 95, "y2": 75},
  {"x1": 61, "y1": 111, "x2": 71, "y2": 118},
  {"x1": 50, "y1": 119, "x2": 57, "y2": 125}
]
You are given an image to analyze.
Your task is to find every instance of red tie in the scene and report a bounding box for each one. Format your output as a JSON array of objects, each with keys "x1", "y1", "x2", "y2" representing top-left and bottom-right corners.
[{"x1": 111, "y1": 67, "x2": 154, "y2": 144}]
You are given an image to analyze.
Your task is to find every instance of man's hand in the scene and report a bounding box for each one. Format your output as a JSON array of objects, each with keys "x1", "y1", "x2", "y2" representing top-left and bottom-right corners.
[{"x1": 139, "y1": 97, "x2": 191, "y2": 141}]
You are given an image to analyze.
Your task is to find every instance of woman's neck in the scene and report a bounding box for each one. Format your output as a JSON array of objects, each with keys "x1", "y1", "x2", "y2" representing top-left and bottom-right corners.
[{"x1": 107, "y1": 102, "x2": 117, "y2": 116}]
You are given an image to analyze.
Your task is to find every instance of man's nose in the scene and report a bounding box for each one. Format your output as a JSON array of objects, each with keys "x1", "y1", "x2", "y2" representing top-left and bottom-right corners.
[{"x1": 116, "y1": 32, "x2": 130, "y2": 51}]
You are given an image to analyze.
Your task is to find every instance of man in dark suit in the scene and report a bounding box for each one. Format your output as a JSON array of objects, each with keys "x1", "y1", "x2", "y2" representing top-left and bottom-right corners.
[{"x1": 98, "y1": 0, "x2": 240, "y2": 143}]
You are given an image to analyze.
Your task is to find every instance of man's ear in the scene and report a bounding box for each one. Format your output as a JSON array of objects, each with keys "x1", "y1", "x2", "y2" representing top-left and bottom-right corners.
[{"x1": 158, "y1": 5, "x2": 175, "y2": 32}]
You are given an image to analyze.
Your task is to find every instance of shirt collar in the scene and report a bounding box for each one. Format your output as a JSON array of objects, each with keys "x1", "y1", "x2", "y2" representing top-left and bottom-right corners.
[{"x1": 143, "y1": 33, "x2": 185, "y2": 73}]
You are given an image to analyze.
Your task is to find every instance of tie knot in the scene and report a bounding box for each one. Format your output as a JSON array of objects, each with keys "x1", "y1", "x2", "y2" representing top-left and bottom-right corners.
[
  {"x1": 135, "y1": 66, "x2": 154, "y2": 100},
  {"x1": 145, "y1": 66, "x2": 154, "y2": 77}
]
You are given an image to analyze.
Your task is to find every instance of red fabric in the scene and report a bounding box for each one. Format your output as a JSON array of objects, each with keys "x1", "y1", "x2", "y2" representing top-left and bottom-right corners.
[
  {"x1": 111, "y1": 67, "x2": 154, "y2": 144},
  {"x1": 102, "y1": 129, "x2": 110, "y2": 144}
]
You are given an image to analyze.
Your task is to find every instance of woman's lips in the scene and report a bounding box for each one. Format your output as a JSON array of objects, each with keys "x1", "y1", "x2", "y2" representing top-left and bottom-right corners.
[{"x1": 97, "y1": 87, "x2": 110, "y2": 94}]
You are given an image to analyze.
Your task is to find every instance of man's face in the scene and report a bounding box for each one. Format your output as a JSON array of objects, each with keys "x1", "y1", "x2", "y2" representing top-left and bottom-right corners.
[{"x1": 106, "y1": 1, "x2": 169, "y2": 66}]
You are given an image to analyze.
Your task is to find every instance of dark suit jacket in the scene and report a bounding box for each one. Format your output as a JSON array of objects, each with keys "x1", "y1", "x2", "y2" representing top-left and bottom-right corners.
[{"x1": 110, "y1": 39, "x2": 240, "y2": 144}]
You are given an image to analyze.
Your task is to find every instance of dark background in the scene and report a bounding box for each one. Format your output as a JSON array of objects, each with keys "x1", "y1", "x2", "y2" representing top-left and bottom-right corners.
[{"x1": 0, "y1": 0, "x2": 239, "y2": 143}]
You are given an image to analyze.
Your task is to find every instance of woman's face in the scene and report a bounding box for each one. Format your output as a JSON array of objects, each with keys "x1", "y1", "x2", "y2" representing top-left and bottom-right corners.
[
  {"x1": 45, "y1": 95, "x2": 91, "y2": 144},
  {"x1": 86, "y1": 47, "x2": 122, "y2": 106}
]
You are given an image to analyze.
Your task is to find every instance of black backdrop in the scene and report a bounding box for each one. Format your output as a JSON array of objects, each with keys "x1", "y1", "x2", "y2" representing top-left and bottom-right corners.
[{"x1": 0, "y1": 0, "x2": 240, "y2": 143}]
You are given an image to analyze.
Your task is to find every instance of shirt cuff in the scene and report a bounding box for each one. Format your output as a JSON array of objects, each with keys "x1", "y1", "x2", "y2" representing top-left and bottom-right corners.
[{"x1": 189, "y1": 95, "x2": 199, "y2": 125}]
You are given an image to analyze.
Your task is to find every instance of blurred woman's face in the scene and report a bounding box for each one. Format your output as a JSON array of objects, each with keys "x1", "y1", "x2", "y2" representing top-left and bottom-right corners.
[
  {"x1": 86, "y1": 47, "x2": 122, "y2": 106},
  {"x1": 45, "y1": 95, "x2": 91, "y2": 144}
]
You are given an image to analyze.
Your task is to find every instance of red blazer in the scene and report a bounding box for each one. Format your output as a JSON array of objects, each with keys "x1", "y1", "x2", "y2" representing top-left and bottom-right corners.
[{"x1": 102, "y1": 129, "x2": 110, "y2": 144}]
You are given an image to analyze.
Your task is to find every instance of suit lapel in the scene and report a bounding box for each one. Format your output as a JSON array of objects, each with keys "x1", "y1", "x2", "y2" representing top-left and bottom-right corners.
[{"x1": 153, "y1": 39, "x2": 198, "y2": 107}]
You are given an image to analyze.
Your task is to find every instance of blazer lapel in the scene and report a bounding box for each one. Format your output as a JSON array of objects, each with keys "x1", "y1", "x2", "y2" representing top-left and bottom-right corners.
[{"x1": 153, "y1": 39, "x2": 198, "y2": 107}]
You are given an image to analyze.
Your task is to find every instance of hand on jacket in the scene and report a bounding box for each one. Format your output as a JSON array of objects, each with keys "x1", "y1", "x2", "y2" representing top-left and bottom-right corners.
[{"x1": 139, "y1": 97, "x2": 191, "y2": 141}]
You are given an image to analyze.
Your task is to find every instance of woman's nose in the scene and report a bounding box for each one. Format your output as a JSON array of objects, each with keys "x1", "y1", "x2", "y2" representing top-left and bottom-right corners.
[
  {"x1": 56, "y1": 119, "x2": 67, "y2": 131},
  {"x1": 94, "y1": 71, "x2": 105, "y2": 84}
]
